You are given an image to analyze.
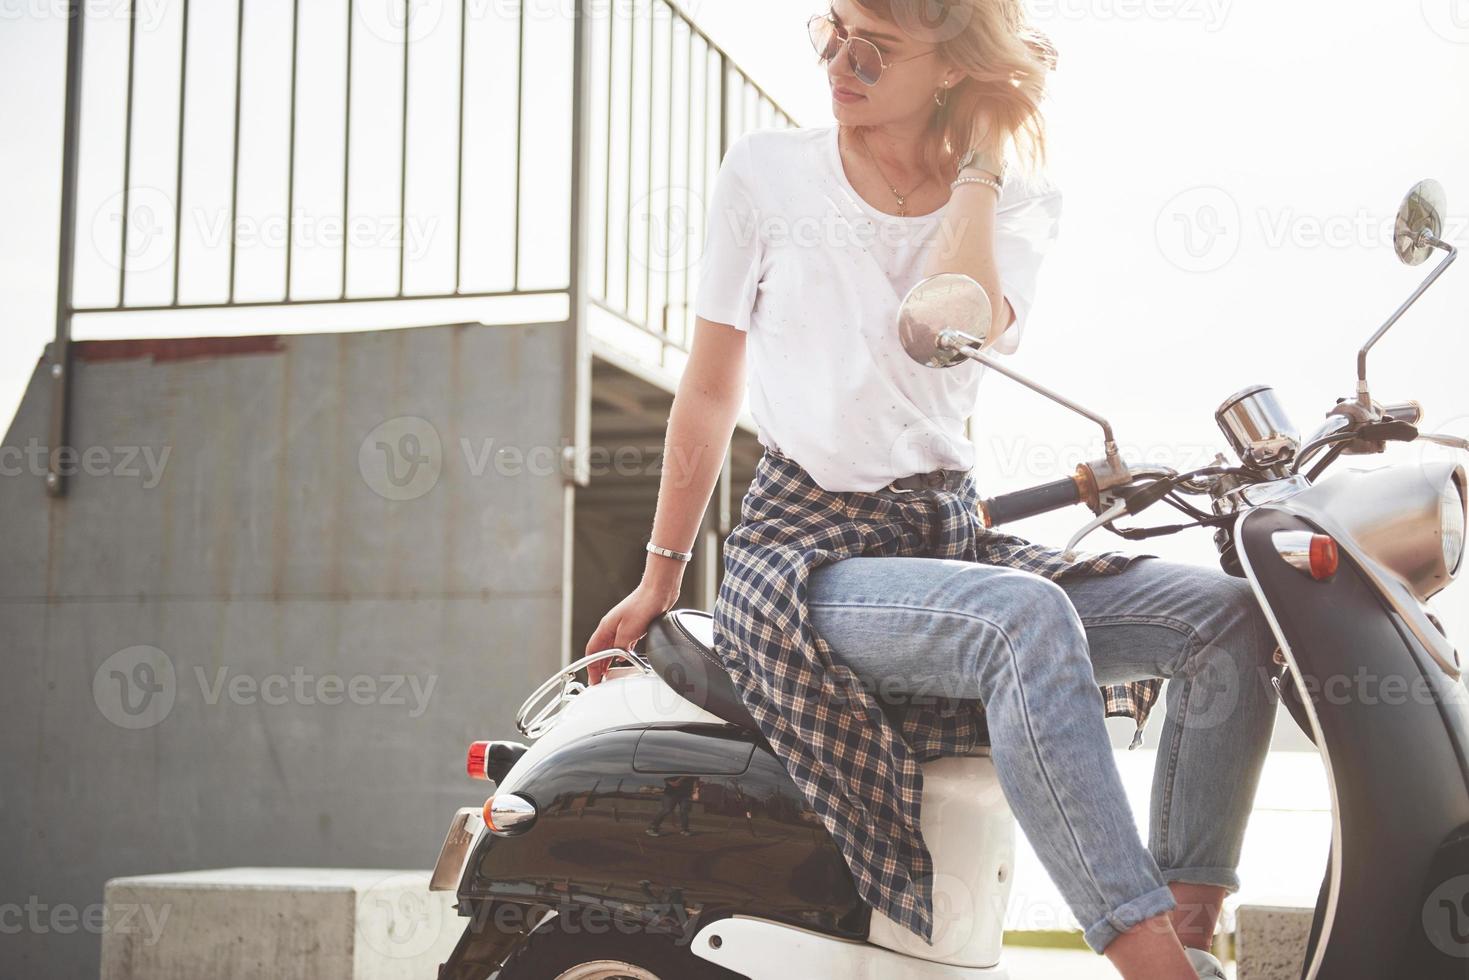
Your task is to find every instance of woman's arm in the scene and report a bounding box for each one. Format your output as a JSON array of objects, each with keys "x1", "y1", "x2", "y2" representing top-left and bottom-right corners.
[
  {"x1": 641, "y1": 317, "x2": 748, "y2": 598},
  {"x1": 584, "y1": 316, "x2": 747, "y2": 680},
  {"x1": 922, "y1": 178, "x2": 1013, "y2": 349}
]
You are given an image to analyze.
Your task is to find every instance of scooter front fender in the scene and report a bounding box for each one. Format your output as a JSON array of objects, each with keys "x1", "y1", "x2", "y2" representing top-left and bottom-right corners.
[{"x1": 1237, "y1": 505, "x2": 1469, "y2": 979}]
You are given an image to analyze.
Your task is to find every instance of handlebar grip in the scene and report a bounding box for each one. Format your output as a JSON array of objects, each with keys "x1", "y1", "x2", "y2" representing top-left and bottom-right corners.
[
  {"x1": 1380, "y1": 400, "x2": 1423, "y2": 425},
  {"x1": 980, "y1": 475, "x2": 1083, "y2": 528}
]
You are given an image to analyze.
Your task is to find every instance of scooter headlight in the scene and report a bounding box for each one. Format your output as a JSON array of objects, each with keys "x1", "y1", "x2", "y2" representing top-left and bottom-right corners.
[
  {"x1": 1317, "y1": 461, "x2": 1465, "y2": 600},
  {"x1": 1442, "y1": 475, "x2": 1466, "y2": 576}
]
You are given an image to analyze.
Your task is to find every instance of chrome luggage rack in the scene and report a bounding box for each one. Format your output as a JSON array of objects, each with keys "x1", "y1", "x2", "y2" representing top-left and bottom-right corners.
[{"x1": 513, "y1": 648, "x2": 652, "y2": 739}]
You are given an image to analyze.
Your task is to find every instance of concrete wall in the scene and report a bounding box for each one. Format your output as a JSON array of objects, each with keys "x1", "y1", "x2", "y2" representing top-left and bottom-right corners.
[{"x1": 0, "y1": 322, "x2": 572, "y2": 979}]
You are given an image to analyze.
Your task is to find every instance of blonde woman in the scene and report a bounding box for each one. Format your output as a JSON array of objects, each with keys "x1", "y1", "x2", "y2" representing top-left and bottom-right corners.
[{"x1": 587, "y1": 2, "x2": 1277, "y2": 977}]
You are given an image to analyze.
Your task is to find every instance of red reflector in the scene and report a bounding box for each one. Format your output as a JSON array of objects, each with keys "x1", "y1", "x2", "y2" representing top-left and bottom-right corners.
[
  {"x1": 1308, "y1": 534, "x2": 1339, "y2": 580},
  {"x1": 466, "y1": 741, "x2": 491, "y2": 780}
]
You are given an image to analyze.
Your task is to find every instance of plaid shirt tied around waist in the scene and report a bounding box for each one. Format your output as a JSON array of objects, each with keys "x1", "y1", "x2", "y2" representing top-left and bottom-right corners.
[{"x1": 711, "y1": 445, "x2": 1162, "y2": 945}]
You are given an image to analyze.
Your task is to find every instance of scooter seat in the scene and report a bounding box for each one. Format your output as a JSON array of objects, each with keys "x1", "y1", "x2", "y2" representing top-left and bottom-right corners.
[{"x1": 641, "y1": 609, "x2": 761, "y2": 732}]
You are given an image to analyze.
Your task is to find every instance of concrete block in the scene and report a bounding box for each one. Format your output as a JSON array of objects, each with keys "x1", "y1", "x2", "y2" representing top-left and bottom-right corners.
[
  {"x1": 100, "y1": 868, "x2": 463, "y2": 980},
  {"x1": 1236, "y1": 904, "x2": 1314, "y2": 980}
]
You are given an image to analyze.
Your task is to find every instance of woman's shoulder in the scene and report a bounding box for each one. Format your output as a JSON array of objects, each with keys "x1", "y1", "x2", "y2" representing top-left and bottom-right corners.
[{"x1": 726, "y1": 124, "x2": 830, "y2": 171}]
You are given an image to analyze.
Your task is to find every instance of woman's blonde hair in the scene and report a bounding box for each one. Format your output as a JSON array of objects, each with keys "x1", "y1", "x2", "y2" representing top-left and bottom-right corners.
[{"x1": 853, "y1": 0, "x2": 1057, "y2": 185}]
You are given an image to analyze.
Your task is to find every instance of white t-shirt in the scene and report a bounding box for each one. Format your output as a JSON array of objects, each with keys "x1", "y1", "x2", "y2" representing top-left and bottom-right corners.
[{"x1": 693, "y1": 123, "x2": 1063, "y2": 492}]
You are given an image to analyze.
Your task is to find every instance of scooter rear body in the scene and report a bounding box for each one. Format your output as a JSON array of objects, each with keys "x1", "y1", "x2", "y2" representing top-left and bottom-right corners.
[{"x1": 437, "y1": 611, "x2": 1019, "y2": 979}]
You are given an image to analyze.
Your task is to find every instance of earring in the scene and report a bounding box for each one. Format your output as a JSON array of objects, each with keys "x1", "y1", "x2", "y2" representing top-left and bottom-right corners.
[{"x1": 933, "y1": 82, "x2": 950, "y2": 107}]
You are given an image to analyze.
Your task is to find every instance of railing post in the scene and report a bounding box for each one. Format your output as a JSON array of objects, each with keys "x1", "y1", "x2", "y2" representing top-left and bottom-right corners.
[
  {"x1": 717, "y1": 50, "x2": 728, "y2": 161},
  {"x1": 561, "y1": 0, "x2": 597, "y2": 667},
  {"x1": 47, "y1": 0, "x2": 86, "y2": 499},
  {"x1": 565, "y1": 0, "x2": 594, "y2": 491}
]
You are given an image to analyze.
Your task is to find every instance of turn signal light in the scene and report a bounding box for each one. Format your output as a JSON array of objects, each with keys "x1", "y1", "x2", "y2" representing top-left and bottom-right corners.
[
  {"x1": 483, "y1": 793, "x2": 537, "y2": 836},
  {"x1": 1308, "y1": 535, "x2": 1340, "y2": 579},
  {"x1": 1273, "y1": 530, "x2": 1339, "y2": 580}
]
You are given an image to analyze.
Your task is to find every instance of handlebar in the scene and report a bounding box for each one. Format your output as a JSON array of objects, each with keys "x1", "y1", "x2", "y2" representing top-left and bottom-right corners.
[
  {"x1": 980, "y1": 475, "x2": 1083, "y2": 528},
  {"x1": 1380, "y1": 399, "x2": 1423, "y2": 425}
]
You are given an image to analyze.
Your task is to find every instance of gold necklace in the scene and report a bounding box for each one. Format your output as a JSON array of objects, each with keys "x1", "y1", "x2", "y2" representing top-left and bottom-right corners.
[{"x1": 853, "y1": 127, "x2": 928, "y2": 217}]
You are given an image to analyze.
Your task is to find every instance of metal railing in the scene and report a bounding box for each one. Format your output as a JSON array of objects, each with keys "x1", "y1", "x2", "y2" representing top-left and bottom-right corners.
[{"x1": 47, "y1": 0, "x2": 794, "y2": 495}]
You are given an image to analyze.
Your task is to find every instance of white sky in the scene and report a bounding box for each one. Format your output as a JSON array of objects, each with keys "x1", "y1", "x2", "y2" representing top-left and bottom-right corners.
[{"x1": 4, "y1": 0, "x2": 1468, "y2": 639}]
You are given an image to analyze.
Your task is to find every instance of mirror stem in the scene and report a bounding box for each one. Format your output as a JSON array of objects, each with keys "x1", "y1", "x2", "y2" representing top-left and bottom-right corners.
[
  {"x1": 1357, "y1": 232, "x2": 1458, "y2": 409},
  {"x1": 939, "y1": 329, "x2": 1121, "y2": 460}
]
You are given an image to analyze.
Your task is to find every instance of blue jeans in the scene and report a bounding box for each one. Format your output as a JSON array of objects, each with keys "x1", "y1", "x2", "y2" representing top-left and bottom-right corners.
[{"x1": 805, "y1": 551, "x2": 1281, "y2": 953}]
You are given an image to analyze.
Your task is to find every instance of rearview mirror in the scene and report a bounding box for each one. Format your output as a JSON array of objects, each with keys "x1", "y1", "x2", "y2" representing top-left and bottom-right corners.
[
  {"x1": 896, "y1": 272, "x2": 992, "y2": 368},
  {"x1": 1357, "y1": 178, "x2": 1456, "y2": 410},
  {"x1": 1394, "y1": 179, "x2": 1446, "y2": 267}
]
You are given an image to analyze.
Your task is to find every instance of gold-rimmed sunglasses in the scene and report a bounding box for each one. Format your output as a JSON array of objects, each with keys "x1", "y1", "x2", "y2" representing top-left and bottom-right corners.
[{"x1": 807, "y1": 12, "x2": 937, "y2": 86}]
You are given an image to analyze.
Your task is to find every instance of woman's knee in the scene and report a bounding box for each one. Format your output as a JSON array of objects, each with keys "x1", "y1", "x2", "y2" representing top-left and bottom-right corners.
[
  {"x1": 950, "y1": 567, "x2": 1089, "y2": 662},
  {"x1": 1178, "y1": 569, "x2": 1279, "y2": 677},
  {"x1": 1215, "y1": 575, "x2": 1277, "y2": 662}
]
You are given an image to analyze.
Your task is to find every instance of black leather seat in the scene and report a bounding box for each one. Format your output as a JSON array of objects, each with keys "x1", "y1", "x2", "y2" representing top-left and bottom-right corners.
[{"x1": 641, "y1": 609, "x2": 760, "y2": 732}]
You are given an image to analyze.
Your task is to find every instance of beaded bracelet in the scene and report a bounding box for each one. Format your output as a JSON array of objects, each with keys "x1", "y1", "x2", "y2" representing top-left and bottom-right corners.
[{"x1": 951, "y1": 174, "x2": 1003, "y2": 196}]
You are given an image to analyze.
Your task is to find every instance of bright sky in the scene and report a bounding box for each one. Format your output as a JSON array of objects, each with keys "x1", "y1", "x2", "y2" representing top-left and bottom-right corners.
[
  {"x1": 4, "y1": 0, "x2": 1468, "y2": 645},
  {"x1": 701, "y1": 0, "x2": 1469, "y2": 654}
]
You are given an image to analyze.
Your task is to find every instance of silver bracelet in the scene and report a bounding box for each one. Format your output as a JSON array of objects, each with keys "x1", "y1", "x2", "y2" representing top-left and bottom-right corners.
[
  {"x1": 951, "y1": 174, "x2": 1003, "y2": 196},
  {"x1": 646, "y1": 541, "x2": 693, "y2": 562}
]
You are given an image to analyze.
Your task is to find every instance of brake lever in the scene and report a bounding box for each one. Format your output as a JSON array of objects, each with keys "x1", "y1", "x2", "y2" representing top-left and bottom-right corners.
[
  {"x1": 1060, "y1": 475, "x2": 1186, "y2": 560},
  {"x1": 1061, "y1": 499, "x2": 1129, "y2": 562},
  {"x1": 1421, "y1": 432, "x2": 1469, "y2": 451}
]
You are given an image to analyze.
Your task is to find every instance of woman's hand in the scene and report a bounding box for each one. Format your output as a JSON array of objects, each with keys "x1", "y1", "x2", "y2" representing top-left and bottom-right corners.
[{"x1": 584, "y1": 577, "x2": 681, "y2": 685}]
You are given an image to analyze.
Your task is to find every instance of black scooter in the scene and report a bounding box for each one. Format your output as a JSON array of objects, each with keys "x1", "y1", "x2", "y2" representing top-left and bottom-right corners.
[{"x1": 429, "y1": 179, "x2": 1469, "y2": 980}]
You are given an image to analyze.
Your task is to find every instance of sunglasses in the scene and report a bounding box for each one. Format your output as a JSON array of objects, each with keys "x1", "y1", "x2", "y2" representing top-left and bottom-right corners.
[{"x1": 807, "y1": 12, "x2": 937, "y2": 86}]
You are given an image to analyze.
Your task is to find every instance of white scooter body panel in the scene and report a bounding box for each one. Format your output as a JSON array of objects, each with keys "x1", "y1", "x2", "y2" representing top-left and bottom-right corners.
[
  {"x1": 865, "y1": 754, "x2": 1016, "y2": 968},
  {"x1": 691, "y1": 914, "x2": 1010, "y2": 978},
  {"x1": 500, "y1": 665, "x2": 1018, "y2": 970},
  {"x1": 496, "y1": 666, "x2": 726, "y2": 797}
]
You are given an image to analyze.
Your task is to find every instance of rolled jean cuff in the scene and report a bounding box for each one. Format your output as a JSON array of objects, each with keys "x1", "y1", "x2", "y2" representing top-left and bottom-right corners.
[
  {"x1": 1081, "y1": 884, "x2": 1178, "y2": 954},
  {"x1": 1160, "y1": 865, "x2": 1241, "y2": 893}
]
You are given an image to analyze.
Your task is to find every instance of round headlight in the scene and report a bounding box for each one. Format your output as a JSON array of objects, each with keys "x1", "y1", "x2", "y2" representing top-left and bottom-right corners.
[{"x1": 1441, "y1": 477, "x2": 1466, "y2": 576}]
